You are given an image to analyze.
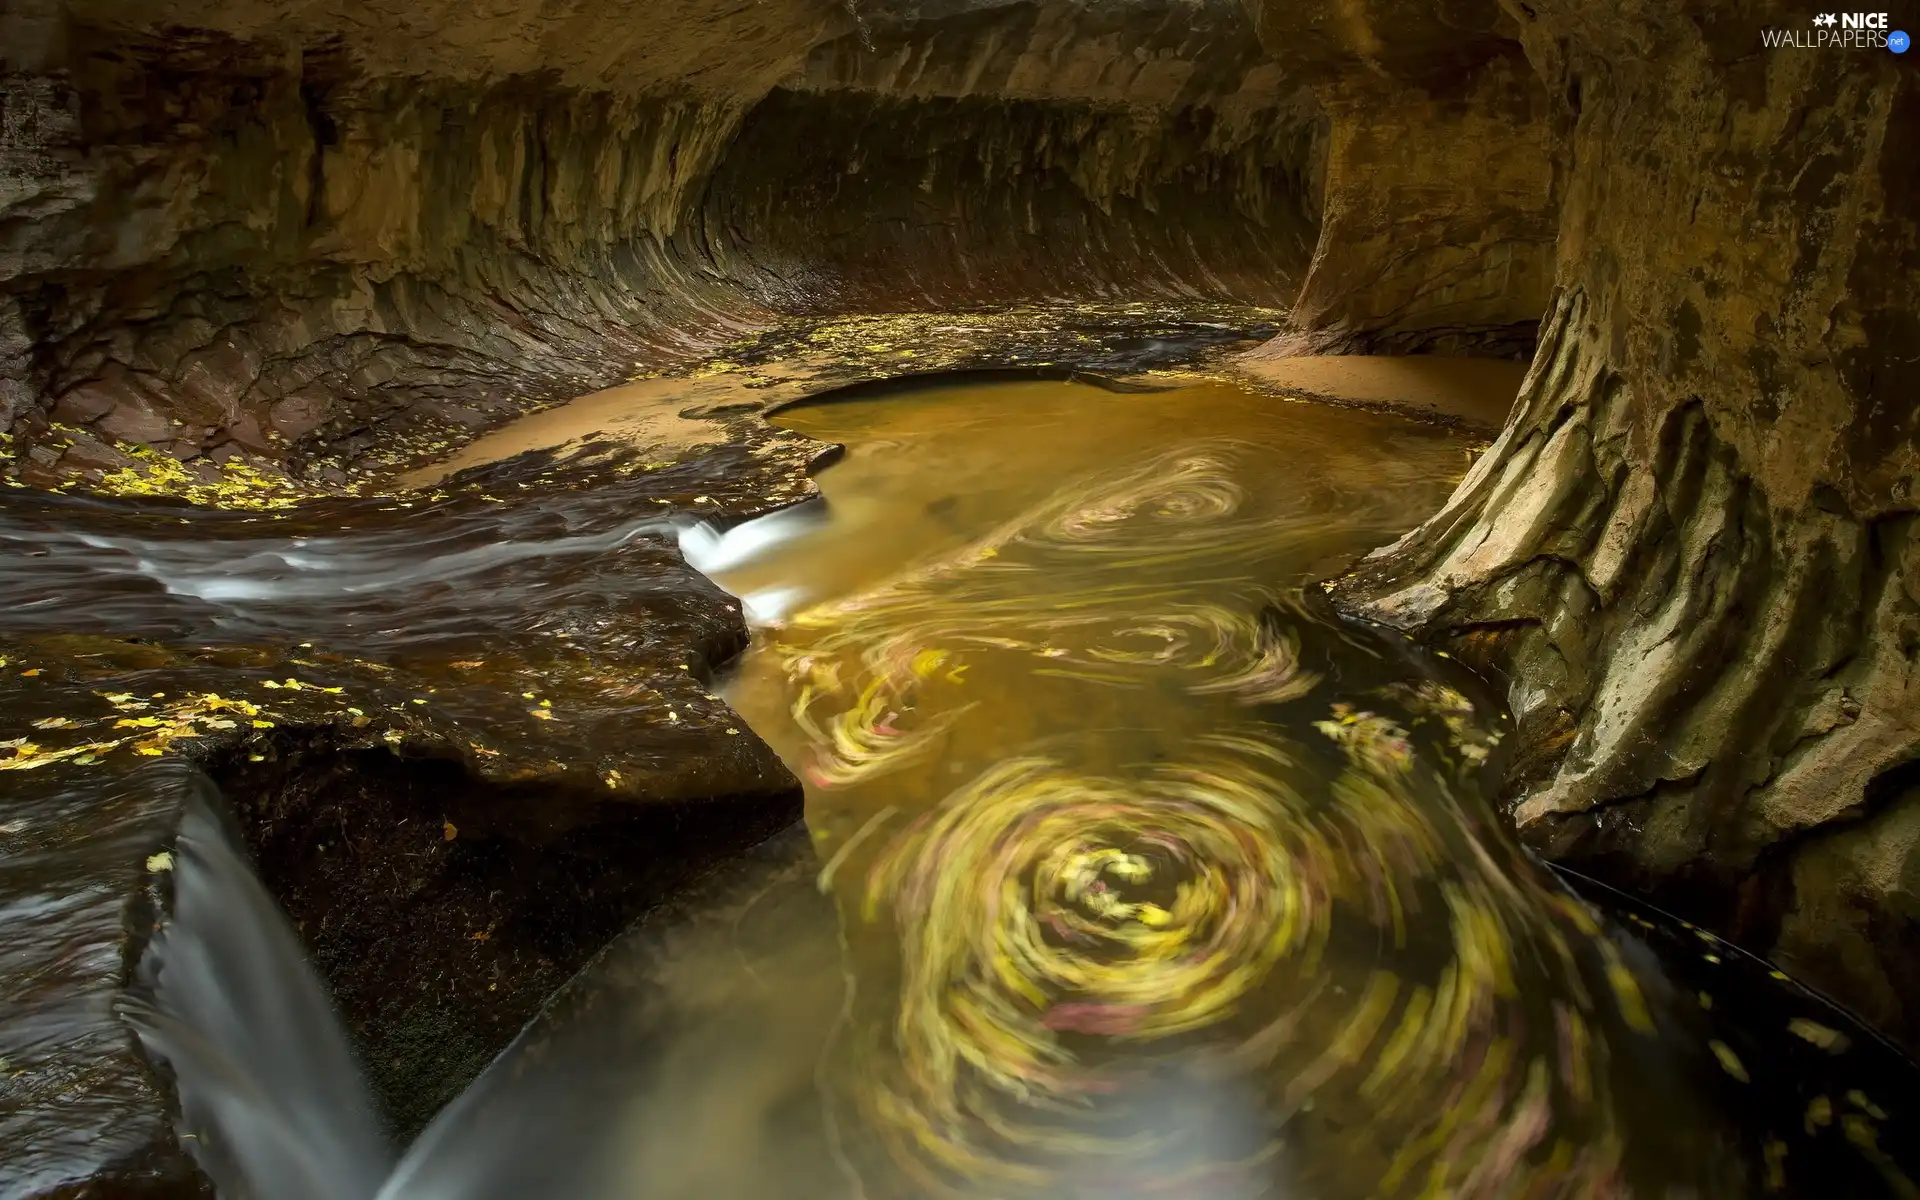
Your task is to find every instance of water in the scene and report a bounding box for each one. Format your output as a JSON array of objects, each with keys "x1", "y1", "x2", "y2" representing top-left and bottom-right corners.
[
  {"x1": 709, "y1": 377, "x2": 1728, "y2": 1198},
  {"x1": 381, "y1": 375, "x2": 1920, "y2": 1198},
  {"x1": 6, "y1": 373, "x2": 1920, "y2": 1198},
  {"x1": 370, "y1": 826, "x2": 847, "y2": 1200},
  {"x1": 124, "y1": 766, "x2": 393, "y2": 1200}
]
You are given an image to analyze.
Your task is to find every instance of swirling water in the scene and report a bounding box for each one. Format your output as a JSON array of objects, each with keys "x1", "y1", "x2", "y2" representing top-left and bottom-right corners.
[
  {"x1": 701, "y1": 377, "x2": 1920, "y2": 1198},
  {"x1": 12, "y1": 375, "x2": 1920, "y2": 1199},
  {"x1": 706, "y1": 378, "x2": 1705, "y2": 1198}
]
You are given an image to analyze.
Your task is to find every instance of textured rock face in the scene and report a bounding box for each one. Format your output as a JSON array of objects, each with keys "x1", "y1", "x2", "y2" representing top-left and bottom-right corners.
[
  {"x1": 1242, "y1": 0, "x2": 1561, "y2": 359},
  {"x1": 1333, "y1": 0, "x2": 1920, "y2": 1047},
  {"x1": 0, "y1": 0, "x2": 1358, "y2": 479},
  {"x1": 1273, "y1": 53, "x2": 1559, "y2": 360}
]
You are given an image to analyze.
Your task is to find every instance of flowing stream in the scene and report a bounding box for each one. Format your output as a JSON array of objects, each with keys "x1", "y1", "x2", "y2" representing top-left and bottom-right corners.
[{"x1": 7, "y1": 373, "x2": 1920, "y2": 1198}]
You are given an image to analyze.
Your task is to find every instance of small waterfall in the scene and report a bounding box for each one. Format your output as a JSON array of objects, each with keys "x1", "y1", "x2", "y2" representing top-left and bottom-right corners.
[
  {"x1": 121, "y1": 770, "x2": 842, "y2": 1200},
  {"x1": 676, "y1": 497, "x2": 828, "y2": 623},
  {"x1": 124, "y1": 770, "x2": 393, "y2": 1200}
]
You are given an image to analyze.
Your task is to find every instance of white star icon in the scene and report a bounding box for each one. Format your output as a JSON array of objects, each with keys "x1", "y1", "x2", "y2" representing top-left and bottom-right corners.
[{"x1": 1813, "y1": 12, "x2": 1837, "y2": 25}]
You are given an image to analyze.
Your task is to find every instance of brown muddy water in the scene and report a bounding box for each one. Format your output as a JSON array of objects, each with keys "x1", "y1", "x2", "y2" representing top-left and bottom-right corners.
[{"x1": 6, "y1": 373, "x2": 1919, "y2": 1200}]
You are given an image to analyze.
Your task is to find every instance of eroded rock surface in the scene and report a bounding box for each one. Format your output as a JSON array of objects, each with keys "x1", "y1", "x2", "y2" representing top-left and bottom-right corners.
[
  {"x1": 1330, "y1": 0, "x2": 1920, "y2": 1049},
  {"x1": 0, "y1": 0, "x2": 1358, "y2": 490}
]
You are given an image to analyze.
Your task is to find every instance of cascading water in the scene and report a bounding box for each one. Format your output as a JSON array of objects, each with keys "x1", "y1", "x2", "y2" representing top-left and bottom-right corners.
[
  {"x1": 123, "y1": 766, "x2": 393, "y2": 1200},
  {"x1": 126, "y1": 771, "x2": 845, "y2": 1200}
]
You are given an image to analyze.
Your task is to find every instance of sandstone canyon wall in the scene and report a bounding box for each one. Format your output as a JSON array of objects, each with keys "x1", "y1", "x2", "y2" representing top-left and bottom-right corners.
[
  {"x1": 1321, "y1": 0, "x2": 1920, "y2": 1049},
  {"x1": 0, "y1": 0, "x2": 1341, "y2": 486}
]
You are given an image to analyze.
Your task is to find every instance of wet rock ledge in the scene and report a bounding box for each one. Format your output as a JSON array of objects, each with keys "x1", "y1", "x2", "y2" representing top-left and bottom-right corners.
[{"x1": 0, "y1": 428, "x2": 822, "y2": 1195}]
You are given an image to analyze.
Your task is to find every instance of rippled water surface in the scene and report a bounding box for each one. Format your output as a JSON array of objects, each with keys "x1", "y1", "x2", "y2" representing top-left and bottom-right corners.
[
  {"x1": 697, "y1": 380, "x2": 1652, "y2": 1196},
  {"x1": 8, "y1": 373, "x2": 1919, "y2": 1200},
  {"x1": 693, "y1": 377, "x2": 1920, "y2": 1200},
  {"x1": 686, "y1": 378, "x2": 1906, "y2": 1198}
]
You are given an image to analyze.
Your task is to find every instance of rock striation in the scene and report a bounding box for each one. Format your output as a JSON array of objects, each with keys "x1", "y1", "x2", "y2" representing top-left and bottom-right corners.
[
  {"x1": 0, "y1": 0, "x2": 1353, "y2": 483},
  {"x1": 1323, "y1": 0, "x2": 1920, "y2": 1050}
]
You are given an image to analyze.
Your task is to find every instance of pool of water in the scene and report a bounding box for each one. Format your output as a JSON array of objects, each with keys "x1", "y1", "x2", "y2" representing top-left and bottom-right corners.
[
  {"x1": 8, "y1": 372, "x2": 1918, "y2": 1199},
  {"x1": 587, "y1": 374, "x2": 1902, "y2": 1198},
  {"x1": 697, "y1": 377, "x2": 1704, "y2": 1196}
]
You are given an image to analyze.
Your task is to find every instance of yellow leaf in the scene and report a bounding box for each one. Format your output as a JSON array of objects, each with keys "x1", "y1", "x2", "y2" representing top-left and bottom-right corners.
[
  {"x1": 1788, "y1": 1018, "x2": 1849, "y2": 1053},
  {"x1": 911, "y1": 649, "x2": 947, "y2": 679},
  {"x1": 1709, "y1": 1040, "x2": 1749, "y2": 1083}
]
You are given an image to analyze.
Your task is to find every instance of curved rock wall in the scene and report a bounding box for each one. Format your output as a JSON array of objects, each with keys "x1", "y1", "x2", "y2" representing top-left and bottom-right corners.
[
  {"x1": 1334, "y1": 0, "x2": 1920, "y2": 1048},
  {"x1": 1243, "y1": 0, "x2": 1563, "y2": 360},
  {"x1": 1271, "y1": 53, "x2": 1559, "y2": 359},
  {"x1": 0, "y1": 0, "x2": 1347, "y2": 484}
]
